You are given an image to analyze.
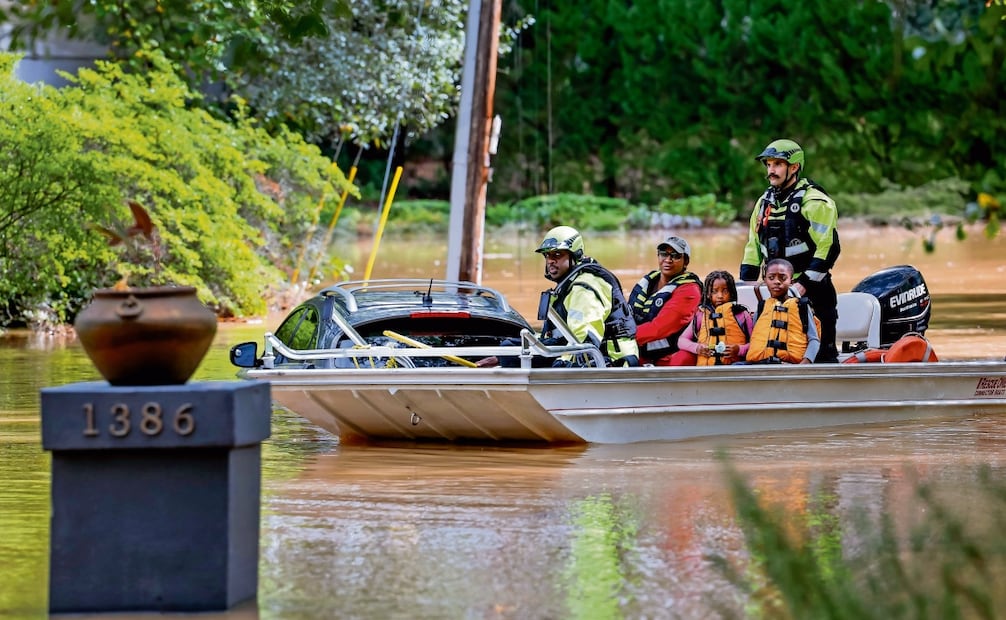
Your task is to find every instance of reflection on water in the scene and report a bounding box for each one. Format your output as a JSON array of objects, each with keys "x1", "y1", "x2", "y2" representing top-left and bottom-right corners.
[
  {"x1": 564, "y1": 494, "x2": 639, "y2": 619},
  {"x1": 1, "y1": 228, "x2": 1005, "y2": 618},
  {"x1": 253, "y1": 419, "x2": 1006, "y2": 618}
]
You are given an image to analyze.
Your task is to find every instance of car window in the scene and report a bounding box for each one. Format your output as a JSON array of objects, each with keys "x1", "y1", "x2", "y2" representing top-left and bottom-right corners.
[{"x1": 274, "y1": 306, "x2": 320, "y2": 350}]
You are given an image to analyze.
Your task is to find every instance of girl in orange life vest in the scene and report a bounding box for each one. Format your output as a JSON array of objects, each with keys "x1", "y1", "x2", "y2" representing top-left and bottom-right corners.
[
  {"x1": 746, "y1": 258, "x2": 821, "y2": 364},
  {"x1": 671, "y1": 270, "x2": 754, "y2": 365}
]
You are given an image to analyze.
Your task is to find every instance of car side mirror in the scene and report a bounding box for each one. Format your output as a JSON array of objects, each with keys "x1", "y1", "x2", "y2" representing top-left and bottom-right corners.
[{"x1": 230, "y1": 342, "x2": 259, "y2": 368}]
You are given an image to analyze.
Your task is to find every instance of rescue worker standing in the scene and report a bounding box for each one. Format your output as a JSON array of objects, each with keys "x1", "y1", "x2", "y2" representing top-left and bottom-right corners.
[
  {"x1": 476, "y1": 226, "x2": 639, "y2": 367},
  {"x1": 739, "y1": 139, "x2": 841, "y2": 363},
  {"x1": 628, "y1": 236, "x2": 703, "y2": 365}
]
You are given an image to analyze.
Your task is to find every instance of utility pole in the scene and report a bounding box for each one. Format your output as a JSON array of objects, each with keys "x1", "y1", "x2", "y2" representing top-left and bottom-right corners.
[{"x1": 446, "y1": 0, "x2": 502, "y2": 284}]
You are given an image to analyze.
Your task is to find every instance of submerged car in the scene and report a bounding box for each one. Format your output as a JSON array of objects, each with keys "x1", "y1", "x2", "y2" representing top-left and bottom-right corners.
[{"x1": 230, "y1": 279, "x2": 534, "y2": 369}]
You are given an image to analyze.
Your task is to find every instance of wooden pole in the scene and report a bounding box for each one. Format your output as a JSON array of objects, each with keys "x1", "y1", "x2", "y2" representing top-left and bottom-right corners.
[{"x1": 447, "y1": 0, "x2": 501, "y2": 284}]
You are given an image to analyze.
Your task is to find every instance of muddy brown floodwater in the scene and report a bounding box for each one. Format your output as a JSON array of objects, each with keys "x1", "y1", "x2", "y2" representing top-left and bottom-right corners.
[{"x1": 1, "y1": 224, "x2": 1004, "y2": 618}]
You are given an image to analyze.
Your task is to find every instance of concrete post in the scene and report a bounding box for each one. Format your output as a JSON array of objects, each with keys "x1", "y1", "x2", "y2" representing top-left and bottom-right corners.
[{"x1": 40, "y1": 381, "x2": 271, "y2": 613}]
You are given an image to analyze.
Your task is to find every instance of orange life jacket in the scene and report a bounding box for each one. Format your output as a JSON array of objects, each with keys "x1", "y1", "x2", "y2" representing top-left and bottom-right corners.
[
  {"x1": 746, "y1": 296, "x2": 820, "y2": 364},
  {"x1": 695, "y1": 302, "x2": 751, "y2": 366}
]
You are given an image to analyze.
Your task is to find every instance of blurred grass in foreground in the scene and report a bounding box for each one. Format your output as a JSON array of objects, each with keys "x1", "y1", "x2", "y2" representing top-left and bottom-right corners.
[{"x1": 712, "y1": 456, "x2": 1006, "y2": 619}]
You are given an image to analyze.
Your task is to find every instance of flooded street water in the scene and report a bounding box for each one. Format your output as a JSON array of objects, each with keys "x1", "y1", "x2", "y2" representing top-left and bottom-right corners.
[{"x1": 1, "y1": 226, "x2": 1005, "y2": 618}]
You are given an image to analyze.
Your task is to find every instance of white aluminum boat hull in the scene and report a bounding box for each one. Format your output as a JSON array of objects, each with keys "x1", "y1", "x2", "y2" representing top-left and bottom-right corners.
[{"x1": 244, "y1": 361, "x2": 1006, "y2": 444}]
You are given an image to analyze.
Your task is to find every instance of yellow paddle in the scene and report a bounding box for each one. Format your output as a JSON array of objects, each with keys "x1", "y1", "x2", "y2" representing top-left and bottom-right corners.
[{"x1": 382, "y1": 330, "x2": 479, "y2": 368}]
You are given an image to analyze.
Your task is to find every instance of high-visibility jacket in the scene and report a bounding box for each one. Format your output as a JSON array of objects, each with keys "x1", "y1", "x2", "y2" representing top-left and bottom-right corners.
[
  {"x1": 739, "y1": 177, "x2": 840, "y2": 287},
  {"x1": 541, "y1": 258, "x2": 639, "y2": 366}
]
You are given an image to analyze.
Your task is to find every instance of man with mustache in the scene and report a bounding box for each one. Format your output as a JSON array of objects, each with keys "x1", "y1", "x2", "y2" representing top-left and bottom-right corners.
[{"x1": 739, "y1": 139, "x2": 841, "y2": 363}]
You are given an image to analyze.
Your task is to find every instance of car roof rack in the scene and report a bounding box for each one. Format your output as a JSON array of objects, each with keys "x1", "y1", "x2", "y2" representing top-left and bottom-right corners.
[{"x1": 318, "y1": 279, "x2": 512, "y2": 313}]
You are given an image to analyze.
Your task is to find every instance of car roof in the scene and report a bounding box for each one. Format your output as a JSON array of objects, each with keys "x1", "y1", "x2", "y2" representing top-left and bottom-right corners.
[{"x1": 314, "y1": 279, "x2": 530, "y2": 326}]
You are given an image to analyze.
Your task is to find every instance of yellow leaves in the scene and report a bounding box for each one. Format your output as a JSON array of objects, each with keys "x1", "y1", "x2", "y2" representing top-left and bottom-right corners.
[{"x1": 977, "y1": 192, "x2": 1001, "y2": 212}]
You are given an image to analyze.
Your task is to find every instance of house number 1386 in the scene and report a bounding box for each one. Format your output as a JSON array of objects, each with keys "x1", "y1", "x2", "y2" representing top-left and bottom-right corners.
[{"x1": 82, "y1": 402, "x2": 196, "y2": 438}]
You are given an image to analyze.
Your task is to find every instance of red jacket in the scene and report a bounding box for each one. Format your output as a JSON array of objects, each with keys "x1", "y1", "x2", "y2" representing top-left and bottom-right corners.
[
  {"x1": 628, "y1": 270, "x2": 702, "y2": 364},
  {"x1": 636, "y1": 282, "x2": 701, "y2": 346}
]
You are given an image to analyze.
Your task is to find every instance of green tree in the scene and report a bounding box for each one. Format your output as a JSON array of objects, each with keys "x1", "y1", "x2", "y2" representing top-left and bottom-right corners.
[
  {"x1": 233, "y1": 0, "x2": 468, "y2": 145},
  {"x1": 0, "y1": 0, "x2": 345, "y2": 83},
  {"x1": 0, "y1": 0, "x2": 478, "y2": 148},
  {"x1": 0, "y1": 55, "x2": 115, "y2": 325},
  {"x1": 492, "y1": 0, "x2": 1005, "y2": 214},
  {"x1": 0, "y1": 51, "x2": 355, "y2": 325}
]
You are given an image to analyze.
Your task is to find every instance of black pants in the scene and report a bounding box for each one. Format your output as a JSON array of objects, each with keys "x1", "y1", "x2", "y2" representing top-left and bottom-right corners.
[
  {"x1": 497, "y1": 337, "x2": 555, "y2": 368},
  {"x1": 804, "y1": 274, "x2": 839, "y2": 363}
]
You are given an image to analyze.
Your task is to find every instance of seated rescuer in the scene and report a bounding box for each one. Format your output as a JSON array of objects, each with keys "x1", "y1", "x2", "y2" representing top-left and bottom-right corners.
[
  {"x1": 475, "y1": 225, "x2": 639, "y2": 368},
  {"x1": 627, "y1": 236, "x2": 702, "y2": 366},
  {"x1": 746, "y1": 258, "x2": 821, "y2": 364}
]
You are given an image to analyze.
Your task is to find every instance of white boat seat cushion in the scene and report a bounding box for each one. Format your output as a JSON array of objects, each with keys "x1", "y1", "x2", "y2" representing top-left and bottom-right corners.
[
  {"x1": 835, "y1": 292, "x2": 882, "y2": 349},
  {"x1": 739, "y1": 287, "x2": 882, "y2": 352},
  {"x1": 736, "y1": 285, "x2": 769, "y2": 318}
]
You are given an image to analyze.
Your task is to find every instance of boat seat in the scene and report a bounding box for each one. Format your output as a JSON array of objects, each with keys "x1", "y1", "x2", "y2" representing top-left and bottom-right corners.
[
  {"x1": 835, "y1": 292, "x2": 882, "y2": 351},
  {"x1": 735, "y1": 284, "x2": 769, "y2": 318}
]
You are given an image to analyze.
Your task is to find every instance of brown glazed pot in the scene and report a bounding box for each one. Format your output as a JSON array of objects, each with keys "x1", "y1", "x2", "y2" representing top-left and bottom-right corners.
[{"x1": 74, "y1": 286, "x2": 218, "y2": 386}]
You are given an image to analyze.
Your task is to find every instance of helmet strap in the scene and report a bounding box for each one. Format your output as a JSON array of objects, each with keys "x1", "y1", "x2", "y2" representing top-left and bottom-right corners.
[
  {"x1": 777, "y1": 164, "x2": 800, "y2": 197},
  {"x1": 790, "y1": 163, "x2": 802, "y2": 184}
]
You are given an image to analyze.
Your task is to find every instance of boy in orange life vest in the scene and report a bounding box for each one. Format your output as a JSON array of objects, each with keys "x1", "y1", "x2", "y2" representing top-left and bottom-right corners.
[
  {"x1": 672, "y1": 270, "x2": 754, "y2": 365},
  {"x1": 746, "y1": 258, "x2": 821, "y2": 364},
  {"x1": 627, "y1": 236, "x2": 702, "y2": 366}
]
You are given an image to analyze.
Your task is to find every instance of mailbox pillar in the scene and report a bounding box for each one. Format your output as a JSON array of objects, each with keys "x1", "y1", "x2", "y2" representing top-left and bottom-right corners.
[{"x1": 40, "y1": 381, "x2": 271, "y2": 613}]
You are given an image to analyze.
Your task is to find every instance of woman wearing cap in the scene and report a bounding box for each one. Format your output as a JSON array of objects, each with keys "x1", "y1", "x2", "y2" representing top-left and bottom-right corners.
[{"x1": 627, "y1": 236, "x2": 703, "y2": 366}]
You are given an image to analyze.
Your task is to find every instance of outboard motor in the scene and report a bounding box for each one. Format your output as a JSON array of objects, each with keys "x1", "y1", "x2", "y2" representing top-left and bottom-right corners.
[{"x1": 851, "y1": 265, "x2": 931, "y2": 347}]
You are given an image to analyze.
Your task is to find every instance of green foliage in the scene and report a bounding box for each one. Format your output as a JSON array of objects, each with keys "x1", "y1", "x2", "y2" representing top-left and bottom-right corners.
[
  {"x1": 380, "y1": 184, "x2": 997, "y2": 240},
  {"x1": 624, "y1": 205, "x2": 655, "y2": 230},
  {"x1": 832, "y1": 178, "x2": 1002, "y2": 252},
  {"x1": 0, "y1": 51, "x2": 354, "y2": 324},
  {"x1": 491, "y1": 0, "x2": 1006, "y2": 221},
  {"x1": 4, "y1": 0, "x2": 1003, "y2": 222},
  {"x1": 0, "y1": 1, "x2": 474, "y2": 147},
  {"x1": 485, "y1": 202, "x2": 516, "y2": 229},
  {"x1": 507, "y1": 193, "x2": 632, "y2": 232},
  {"x1": 0, "y1": 55, "x2": 115, "y2": 324},
  {"x1": 234, "y1": 0, "x2": 469, "y2": 145},
  {"x1": 0, "y1": 0, "x2": 349, "y2": 84},
  {"x1": 715, "y1": 459, "x2": 1006, "y2": 619},
  {"x1": 655, "y1": 194, "x2": 736, "y2": 226},
  {"x1": 385, "y1": 199, "x2": 452, "y2": 234},
  {"x1": 834, "y1": 177, "x2": 971, "y2": 222}
]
